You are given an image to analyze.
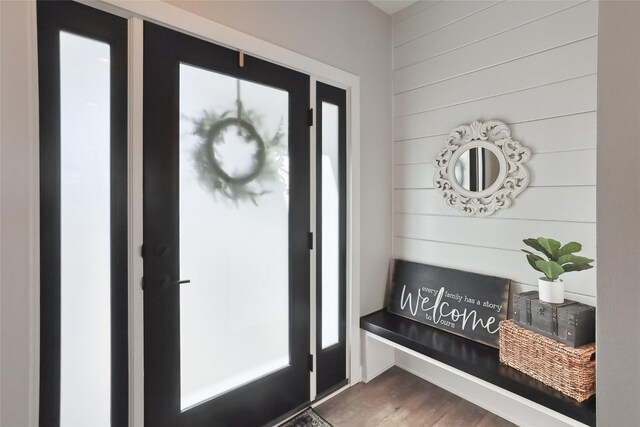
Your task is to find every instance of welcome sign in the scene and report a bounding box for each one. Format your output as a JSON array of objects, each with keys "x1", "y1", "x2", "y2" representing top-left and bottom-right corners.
[{"x1": 387, "y1": 260, "x2": 511, "y2": 348}]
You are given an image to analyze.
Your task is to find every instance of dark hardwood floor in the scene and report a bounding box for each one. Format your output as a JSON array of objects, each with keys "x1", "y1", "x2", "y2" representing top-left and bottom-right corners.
[{"x1": 315, "y1": 367, "x2": 515, "y2": 427}]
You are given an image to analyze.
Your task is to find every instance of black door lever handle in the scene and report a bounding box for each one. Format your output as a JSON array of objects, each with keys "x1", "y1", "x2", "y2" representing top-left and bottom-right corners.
[{"x1": 157, "y1": 274, "x2": 190, "y2": 289}]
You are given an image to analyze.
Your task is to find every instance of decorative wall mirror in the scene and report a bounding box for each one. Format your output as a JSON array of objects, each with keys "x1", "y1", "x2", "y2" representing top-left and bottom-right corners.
[{"x1": 433, "y1": 120, "x2": 531, "y2": 216}]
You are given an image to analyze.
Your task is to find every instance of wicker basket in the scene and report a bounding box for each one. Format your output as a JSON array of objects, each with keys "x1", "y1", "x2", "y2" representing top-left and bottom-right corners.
[{"x1": 499, "y1": 320, "x2": 595, "y2": 402}]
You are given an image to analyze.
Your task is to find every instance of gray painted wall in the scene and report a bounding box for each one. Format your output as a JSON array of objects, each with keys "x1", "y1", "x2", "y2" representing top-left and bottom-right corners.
[
  {"x1": 167, "y1": 0, "x2": 394, "y2": 316},
  {"x1": 1, "y1": 2, "x2": 39, "y2": 426},
  {"x1": 596, "y1": 1, "x2": 640, "y2": 424}
]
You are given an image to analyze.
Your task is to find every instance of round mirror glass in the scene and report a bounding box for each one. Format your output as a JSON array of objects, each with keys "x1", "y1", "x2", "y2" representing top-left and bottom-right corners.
[{"x1": 453, "y1": 147, "x2": 501, "y2": 192}]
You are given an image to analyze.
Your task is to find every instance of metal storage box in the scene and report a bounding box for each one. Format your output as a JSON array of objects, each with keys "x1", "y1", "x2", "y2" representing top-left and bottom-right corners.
[
  {"x1": 512, "y1": 291, "x2": 537, "y2": 326},
  {"x1": 512, "y1": 291, "x2": 595, "y2": 347}
]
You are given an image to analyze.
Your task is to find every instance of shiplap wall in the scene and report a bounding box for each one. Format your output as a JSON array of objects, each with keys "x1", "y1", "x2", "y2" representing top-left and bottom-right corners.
[{"x1": 392, "y1": 0, "x2": 598, "y2": 308}]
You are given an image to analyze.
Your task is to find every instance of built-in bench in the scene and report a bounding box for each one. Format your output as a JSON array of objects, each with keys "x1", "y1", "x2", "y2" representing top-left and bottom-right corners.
[{"x1": 361, "y1": 309, "x2": 596, "y2": 427}]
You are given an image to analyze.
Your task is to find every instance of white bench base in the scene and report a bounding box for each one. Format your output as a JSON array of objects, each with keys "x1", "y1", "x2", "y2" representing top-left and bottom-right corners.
[{"x1": 362, "y1": 331, "x2": 587, "y2": 427}]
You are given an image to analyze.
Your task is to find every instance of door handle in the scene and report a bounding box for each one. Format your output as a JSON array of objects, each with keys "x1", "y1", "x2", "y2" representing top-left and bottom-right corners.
[{"x1": 157, "y1": 274, "x2": 191, "y2": 289}]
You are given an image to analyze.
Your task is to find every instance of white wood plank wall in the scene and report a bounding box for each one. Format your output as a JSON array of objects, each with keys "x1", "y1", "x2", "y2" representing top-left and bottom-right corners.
[{"x1": 392, "y1": 0, "x2": 598, "y2": 307}]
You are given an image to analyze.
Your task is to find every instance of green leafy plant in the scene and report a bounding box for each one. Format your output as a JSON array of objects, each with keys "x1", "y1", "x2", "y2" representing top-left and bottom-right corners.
[{"x1": 522, "y1": 237, "x2": 594, "y2": 282}]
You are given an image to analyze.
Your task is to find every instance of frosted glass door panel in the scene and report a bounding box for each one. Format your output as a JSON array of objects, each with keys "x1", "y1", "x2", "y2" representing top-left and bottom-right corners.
[
  {"x1": 321, "y1": 102, "x2": 340, "y2": 349},
  {"x1": 59, "y1": 31, "x2": 111, "y2": 427},
  {"x1": 179, "y1": 64, "x2": 290, "y2": 410}
]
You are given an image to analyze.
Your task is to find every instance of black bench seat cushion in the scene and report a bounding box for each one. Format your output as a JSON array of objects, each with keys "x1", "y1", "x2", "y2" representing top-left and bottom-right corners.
[{"x1": 361, "y1": 309, "x2": 596, "y2": 427}]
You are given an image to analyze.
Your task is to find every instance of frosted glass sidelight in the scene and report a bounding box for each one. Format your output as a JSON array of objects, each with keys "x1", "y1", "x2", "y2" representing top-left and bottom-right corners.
[
  {"x1": 179, "y1": 64, "x2": 290, "y2": 410},
  {"x1": 59, "y1": 32, "x2": 111, "y2": 427},
  {"x1": 321, "y1": 102, "x2": 340, "y2": 349}
]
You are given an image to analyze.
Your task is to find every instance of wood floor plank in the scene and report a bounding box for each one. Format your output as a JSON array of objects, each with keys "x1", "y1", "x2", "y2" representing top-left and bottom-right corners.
[
  {"x1": 321, "y1": 369, "x2": 406, "y2": 427},
  {"x1": 376, "y1": 386, "x2": 454, "y2": 427},
  {"x1": 476, "y1": 412, "x2": 517, "y2": 427},
  {"x1": 315, "y1": 367, "x2": 515, "y2": 427},
  {"x1": 431, "y1": 398, "x2": 492, "y2": 427}
]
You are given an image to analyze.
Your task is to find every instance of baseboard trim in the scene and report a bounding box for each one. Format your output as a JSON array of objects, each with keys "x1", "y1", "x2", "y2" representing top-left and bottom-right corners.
[{"x1": 363, "y1": 360, "x2": 395, "y2": 383}]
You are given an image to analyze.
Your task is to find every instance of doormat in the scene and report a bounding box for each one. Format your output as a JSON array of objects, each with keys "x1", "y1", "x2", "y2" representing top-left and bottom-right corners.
[{"x1": 280, "y1": 408, "x2": 333, "y2": 427}]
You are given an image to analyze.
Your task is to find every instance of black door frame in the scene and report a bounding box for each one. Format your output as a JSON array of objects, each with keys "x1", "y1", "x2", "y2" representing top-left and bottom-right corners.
[
  {"x1": 143, "y1": 22, "x2": 311, "y2": 427},
  {"x1": 37, "y1": 1, "x2": 129, "y2": 425},
  {"x1": 315, "y1": 82, "x2": 348, "y2": 398}
]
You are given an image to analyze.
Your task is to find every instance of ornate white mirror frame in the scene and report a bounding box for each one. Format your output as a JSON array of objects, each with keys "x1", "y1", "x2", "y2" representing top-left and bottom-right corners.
[{"x1": 433, "y1": 120, "x2": 532, "y2": 216}]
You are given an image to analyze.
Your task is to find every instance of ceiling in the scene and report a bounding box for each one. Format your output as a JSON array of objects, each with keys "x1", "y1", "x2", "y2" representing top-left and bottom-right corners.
[{"x1": 368, "y1": 0, "x2": 418, "y2": 16}]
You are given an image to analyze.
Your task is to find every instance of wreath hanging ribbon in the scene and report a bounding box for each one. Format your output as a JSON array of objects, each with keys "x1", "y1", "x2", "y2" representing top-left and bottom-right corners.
[{"x1": 190, "y1": 80, "x2": 286, "y2": 205}]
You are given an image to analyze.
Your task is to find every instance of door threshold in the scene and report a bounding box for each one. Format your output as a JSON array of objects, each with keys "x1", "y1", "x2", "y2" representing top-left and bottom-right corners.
[{"x1": 269, "y1": 401, "x2": 311, "y2": 427}]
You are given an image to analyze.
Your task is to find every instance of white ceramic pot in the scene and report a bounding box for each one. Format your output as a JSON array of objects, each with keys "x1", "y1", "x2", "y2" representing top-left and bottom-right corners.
[{"x1": 538, "y1": 278, "x2": 564, "y2": 303}]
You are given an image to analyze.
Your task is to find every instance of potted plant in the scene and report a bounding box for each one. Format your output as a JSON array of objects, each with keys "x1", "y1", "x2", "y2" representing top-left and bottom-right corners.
[{"x1": 522, "y1": 237, "x2": 594, "y2": 303}]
